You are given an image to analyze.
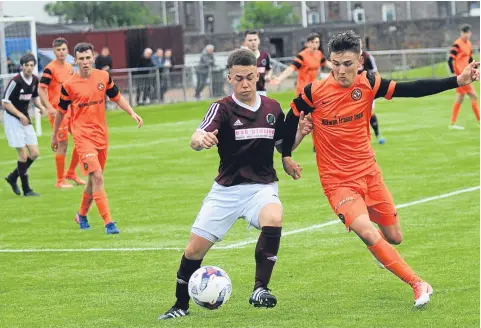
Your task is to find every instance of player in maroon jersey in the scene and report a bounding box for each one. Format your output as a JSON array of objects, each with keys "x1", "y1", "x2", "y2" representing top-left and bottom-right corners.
[
  {"x1": 244, "y1": 30, "x2": 273, "y2": 96},
  {"x1": 158, "y1": 48, "x2": 312, "y2": 320}
]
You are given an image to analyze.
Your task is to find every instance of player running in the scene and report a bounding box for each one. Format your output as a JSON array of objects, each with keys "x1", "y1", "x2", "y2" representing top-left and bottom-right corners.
[
  {"x1": 447, "y1": 24, "x2": 479, "y2": 129},
  {"x1": 281, "y1": 31, "x2": 479, "y2": 308},
  {"x1": 39, "y1": 37, "x2": 85, "y2": 188},
  {"x1": 271, "y1": 32, "x2": 331, "y2": 95},
  {"x1": 243, "y1": 30, "x2": 273, "y2": 96},
  {"x1": 3, "y1": 54, "x2": 47, "y2": 196},
  {"x1": 51, "y1": 43, "x2": 143, "y2": 234},
  {"x1": 158, "y1": 48, "x2": 312, "y2": 320}
]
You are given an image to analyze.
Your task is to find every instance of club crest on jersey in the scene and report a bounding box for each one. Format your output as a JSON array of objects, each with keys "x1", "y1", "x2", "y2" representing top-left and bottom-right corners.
[
  {"x1": 261, "y1": 58, "x2": 267, "y2": 66},
  {"x1": 97, "y1": 83, "x2": 105, "y2": 91},
  {"x1": 351, "y1": 88, "x2": 362, "y2": 101},
  {"x1": 266, "y1": 113, "x2": 276, "y2": 125},
  {"x1": 83, "y1": 163, "x2": 88, "y2": 170}
]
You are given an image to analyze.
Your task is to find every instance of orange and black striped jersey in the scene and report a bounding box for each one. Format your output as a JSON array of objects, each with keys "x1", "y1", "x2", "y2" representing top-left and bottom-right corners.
[
  {"x1": 39, "y1": 60, "x2": 74, "y2": 109},
  {"x1": 291, "y1": 48, "x2": 327, "y2": 95},
  {"x1": 449, "y1": 37, "x2": 473, "y2": 75},
  {"x1": 58, "y1": 69, "x2": 121, "y2": 150}
]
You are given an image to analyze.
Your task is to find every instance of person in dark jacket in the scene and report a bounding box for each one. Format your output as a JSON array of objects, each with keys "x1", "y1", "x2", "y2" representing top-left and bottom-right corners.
[
  {"x1": 194, "y1": 45, "x2": 215, "y2": 99},
  {"x1": 136, "y1": 48, "x2": 154, "y2": 105}
]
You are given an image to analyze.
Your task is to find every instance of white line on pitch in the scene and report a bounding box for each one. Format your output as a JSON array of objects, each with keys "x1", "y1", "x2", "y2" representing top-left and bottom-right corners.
[{"x1": 0, "y1": 185, "x2": 479, "y2": 253}]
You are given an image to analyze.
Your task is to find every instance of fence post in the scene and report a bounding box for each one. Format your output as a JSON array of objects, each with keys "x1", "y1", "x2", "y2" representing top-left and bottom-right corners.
[
  {"x1": 128, "y1": 71, "x2": 134, "y2": 106},
  {"x1": 401, "y1": 52, "x2": 407, "y2": 80},
  {"x1": 430, "y1": 52, "x2": 435, "y2": 78},
  {"x1": 182, "y1": 67, "x2": 188, "y2": 102},
  {"x1": 155, "y1": 69, "x2": 161, "y2": 103},
  {"x1": 208, "y1": 66, "x2": 213, "y2": 98}
]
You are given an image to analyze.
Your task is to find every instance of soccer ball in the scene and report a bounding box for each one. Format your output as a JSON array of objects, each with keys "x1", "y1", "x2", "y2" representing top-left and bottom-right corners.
[{"x1": 188, "y1": 266, "x2": 232, "y2": 310}]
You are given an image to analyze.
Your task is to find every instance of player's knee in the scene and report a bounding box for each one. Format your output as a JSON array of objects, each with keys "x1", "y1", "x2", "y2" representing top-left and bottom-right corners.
[
  {"x1": 57, "y1": 140, "x2": 68, "y2": 154},
  {"x1": 258, "y1": 203, "x2": 283, "y2": 227},
  {"x1": 386, "y1": 232, "x2": 403, "y2": 245},
  {"x1": 185, "y1": 243, "x2": 207, "y2": 260},
  {"x1": 90, "y1": 170, "x2": 103, "y2": 186},
  {"x1": 470, "y1": 93, "x2": 478, "y2": 101},
  {"x1": 29, "y1": 151, "x2": 39, "y2": 160},
  {"x1": 357, "y1": 228, "x2": 381, "y2": 246}
]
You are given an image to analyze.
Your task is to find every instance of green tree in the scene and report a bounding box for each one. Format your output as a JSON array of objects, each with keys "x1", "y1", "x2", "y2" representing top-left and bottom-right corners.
[
  {"x1": 44, "y1": 1, "x2": 161, "y2": 28},
  {"x1": 239, "y1": 2, "x2": 300, "y2": 30}
]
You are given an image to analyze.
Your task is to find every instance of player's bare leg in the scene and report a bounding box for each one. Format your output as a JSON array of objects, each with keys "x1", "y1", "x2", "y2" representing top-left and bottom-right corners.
[
  {"x1": 467, "y1": 91, "x2": 480, "y2": 123},
  {"x1": 250, "y1": 203, "x2": 282, "y2": 308},
  {"x1": 350, "y1": 214, "x2": 433, "y2": 308},
  {"x1": 65, "y1": 146, "x2": 86, "y2": 185},
  {"x1": 90, "y1": 169, "x2": 118, "y2": 234},
  {"x1": 158, "y1": 234, "x2": 214, "y2": 320},
  {"x1": 450, "y1": 94, "x2": 465, "y2": 130},
  {"x1": 54, "y1": 140, "x2": 73, "y2": 188}
]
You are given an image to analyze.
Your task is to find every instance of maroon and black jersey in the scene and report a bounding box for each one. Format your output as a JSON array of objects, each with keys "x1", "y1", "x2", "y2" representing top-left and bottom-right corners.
[
  {"x1": 2, "y1": 72, "x2": 39, "y2": 123},
  {"x1": 256, "y1": 51, "x2": 271, "y2": 92},
  {"x1": 197, "y1": 94, "x2": 285, "y2": 186}
]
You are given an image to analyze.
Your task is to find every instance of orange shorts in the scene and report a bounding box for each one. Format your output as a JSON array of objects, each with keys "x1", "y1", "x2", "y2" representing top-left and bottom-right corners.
[
  {"x1": 78, "y1": 147, "x2": 108, "y2": 175},
  {"x1": 49, "y1": 111, "x2": 71, "y2": 142},
  {"x1": 325, "y1": 169, "x2": 398, "y2": 230},
  {"x1": 456, "y1": 84, "x2": 475, "y2": 95}
]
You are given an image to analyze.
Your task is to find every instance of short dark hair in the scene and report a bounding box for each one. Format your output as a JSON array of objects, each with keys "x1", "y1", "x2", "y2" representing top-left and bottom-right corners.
[
  {"x1": 20, "y1": 53, "x2": 36, "y2": 66},
  {"x1": 227, "y1": 48, "x2": 257, "y2": 69},
  {"x1": 73, "y1": 42, "x2": 94, "y2": 56},
  {"x1": 244, "y1": 30, "x2": 259, "y2": 38},
  {"x1": 327, "y1": 30, "x2": 361, "y2": 55},
  {"x1": 307, "y1": 33, "x2": 320, "y2": 42},
  {"x1": 52, "y1": 37, "x2": 67, "y2": 48},
  {"x1": 461, "y1": 24, "x2": 472, "y2": 33}
]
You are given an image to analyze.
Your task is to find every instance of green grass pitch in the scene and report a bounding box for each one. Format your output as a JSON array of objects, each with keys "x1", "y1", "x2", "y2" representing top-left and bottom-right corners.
[{"x1": 0, "y1": 87, "x2": 479, "y2": 327}]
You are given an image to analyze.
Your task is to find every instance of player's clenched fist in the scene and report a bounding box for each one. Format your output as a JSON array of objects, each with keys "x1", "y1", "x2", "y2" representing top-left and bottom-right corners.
[
  {"x1": 200, "y1": 129, "x2": 219, "y2": 149},
  {"x1": 50, "y1": 134, "x2": 58, "y2": 152},
  {"x1": 131, "y1": 112, "x2": 144, "y2": 128},
  {"x1": 282, "y1": 156, "x2": 302, "y2": 180}
]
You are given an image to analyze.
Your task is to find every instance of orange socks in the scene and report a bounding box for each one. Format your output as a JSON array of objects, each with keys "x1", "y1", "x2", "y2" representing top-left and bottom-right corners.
[
  {"x1": 55, "y1": 154, "x2": 66, "y2": 183},
  {"x1": 451, "y1": 103, "x2": 461, "y2": 124},
  {"x1": 93, "y1": 190, "x2": 113, "y2": 225},
  {"x1": 66, "y1": 147, "x2": 80, "y2": 177},
  {"x1": 472, "y1": 100, "x2": 480, "y2": 122},
  {"x1": 368, "y1": 238, "x2": 422, "y2": 286},
  {"x1": 79, "y1": 192, "x2": 94, "y2": 216}
]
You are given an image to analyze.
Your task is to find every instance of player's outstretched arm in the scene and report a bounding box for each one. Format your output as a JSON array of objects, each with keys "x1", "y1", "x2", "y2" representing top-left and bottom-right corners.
[
  {"x1": 271, "y1": 66, "x2": 295, "y2": 85},
  {"x1": 190, "y1": 129, "x2": 218, "y2": 151},
  {"x1": 115, "y1": 95, "x2": 143, "y2": 128},
  {"x1": 378, "y1": 61, "x2": 479, "y2": 99}
]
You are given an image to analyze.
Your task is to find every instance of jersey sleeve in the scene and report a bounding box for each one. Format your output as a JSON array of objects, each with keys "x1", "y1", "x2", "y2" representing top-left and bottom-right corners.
[
  {"x1": 266, "y1": 55, "x2": 271, "y2": 71},
  {"x1": 450, "y1": 43, "x2": 460, "y2": 61},
  {"x1": 39, "y1": 66, "x2": 53, "y2": 88},
  {"x1": 58, "y1": 84, "x2": 72, "y2": 113},
  {"x1": 320, "y1": 52, "x2": 327, "y2": 67},
  {"x1": 290, "y1": 83, "x2": 316, "y2": 116},
  {"x1": 106, "y1": 75, "x2": 121, "y2": 101},
  {"x1": 274, "y1": 108, "x2": 285, "y2": 145},
  {"x1": 32, "y1": 78, "x2": 39, "y2": 98},
  {"x1": 366, "y1": 72, "x2": 396, "y2": 100},
  {"x1": 291, "y1": 53, "x2": 304, "y2": 70},
  {"x1": 197, "y1": 102, "x2": 225, "y2": 133},
  {"x1": 2, "y1": 78, "x2": 18, "y2": 104}
]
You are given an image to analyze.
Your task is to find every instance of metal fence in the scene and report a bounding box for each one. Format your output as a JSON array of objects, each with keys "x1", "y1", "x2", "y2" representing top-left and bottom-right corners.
[{"x1": 0, "y1": 47, "x2": 478, "y2": 116}]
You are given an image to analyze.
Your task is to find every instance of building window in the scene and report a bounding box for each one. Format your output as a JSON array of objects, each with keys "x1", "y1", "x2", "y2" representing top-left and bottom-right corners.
[
  {"x1": 328, "y1": 2, "x2": 340, "y2": 20},
  {"x1": 184, "y1": 2, "x2": 196, "y2": 28},
  {"x1": 308, "y1": 11, "x2": 320, "y2": 25},
  {"x1": 468, "y1": 1, "x2": 480, "y2": 16},
  {"x1": 382, "y1": 4, "x2": 396, "y2": 21}
]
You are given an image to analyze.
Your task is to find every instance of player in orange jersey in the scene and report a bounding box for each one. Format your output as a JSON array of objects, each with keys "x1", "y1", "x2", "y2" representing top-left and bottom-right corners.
[
  {"x1": 39, "y1": 37, "x2": 85, "y2": 188},
  {"x1": 281, "y1": 31, "x2": 479, "y2": 308},
  {"x1": 51, "y1": 43, "x2": 144, "y2": 234},
  {"x1": 271, "y1": 33, "x2": 331, "y2": 95},
  {"x1": 447, "y1": 24, "x2": 479, "y2": 130}
]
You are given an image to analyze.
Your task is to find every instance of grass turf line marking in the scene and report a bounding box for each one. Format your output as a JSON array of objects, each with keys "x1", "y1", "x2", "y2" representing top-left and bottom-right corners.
[{"x1": 0, "y1": 185, "x2": 479, "y2": 253}]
